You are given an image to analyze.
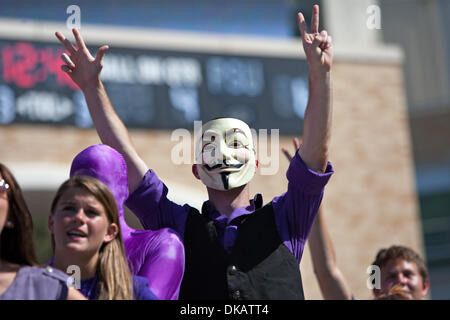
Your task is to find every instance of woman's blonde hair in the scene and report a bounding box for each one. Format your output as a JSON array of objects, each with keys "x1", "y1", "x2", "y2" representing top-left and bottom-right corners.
[{"x1": 51, "y1": 175, "x2": 133, "y2": 300}]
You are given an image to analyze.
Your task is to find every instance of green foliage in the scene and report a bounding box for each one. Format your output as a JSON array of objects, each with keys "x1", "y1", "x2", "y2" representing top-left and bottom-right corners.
[{"x1": 32, "y1": 215, "x2": 53, "y2": 264}]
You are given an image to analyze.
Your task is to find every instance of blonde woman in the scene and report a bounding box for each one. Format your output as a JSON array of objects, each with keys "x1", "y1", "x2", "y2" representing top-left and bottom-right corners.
[{"x1": 48, "y1": 176, "x2": 157, "y2": 300}]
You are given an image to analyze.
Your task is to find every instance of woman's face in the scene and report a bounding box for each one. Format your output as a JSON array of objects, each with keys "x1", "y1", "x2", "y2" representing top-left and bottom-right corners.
[
  {"x1": 49, "y1": 186, "x2": 118, "y2": 258},
  {"x1": 0, "y1": 173, "x2": 10, "y2": 234}
]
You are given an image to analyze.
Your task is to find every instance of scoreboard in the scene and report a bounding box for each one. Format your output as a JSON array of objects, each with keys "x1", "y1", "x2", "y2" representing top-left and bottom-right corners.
[{"x1": 0, "y1": 39, "x2": 309, "y2": 134}]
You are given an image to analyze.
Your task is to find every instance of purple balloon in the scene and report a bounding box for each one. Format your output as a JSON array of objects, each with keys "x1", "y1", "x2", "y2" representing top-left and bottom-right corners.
[{"x1": 70, "y1": 144, "x2": 185, "y2": 300}]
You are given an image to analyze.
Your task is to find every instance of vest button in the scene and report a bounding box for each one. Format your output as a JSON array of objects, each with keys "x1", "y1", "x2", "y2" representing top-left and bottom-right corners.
[
  {"x1": 232, "y1": 290, "x2": 241, "y2": 300},
  {"x1": 228, "y1": 265, "x2": 238, "y2": 275}
]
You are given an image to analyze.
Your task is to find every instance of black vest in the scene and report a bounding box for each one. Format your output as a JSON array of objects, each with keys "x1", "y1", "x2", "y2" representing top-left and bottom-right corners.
[{"x1": 179, "y1": 201, "x2": 305, "y2": 300}]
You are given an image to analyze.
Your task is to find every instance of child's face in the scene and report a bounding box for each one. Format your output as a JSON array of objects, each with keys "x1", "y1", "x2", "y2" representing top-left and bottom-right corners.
[
  {"x1": 49, "y1": 186, "x2": 117, "y2": 258},
  {"x1": 378, "y1": 258, "x2": 429, "y2": 299}
]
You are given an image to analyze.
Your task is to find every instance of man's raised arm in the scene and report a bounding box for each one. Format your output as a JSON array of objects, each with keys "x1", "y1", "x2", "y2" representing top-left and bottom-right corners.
[
  {"x1": 297, "y1": 5, "x2": 333, "y2": 173},
  {"x1": 55, "y1": 28, "x2": 148, "y2": 192}
]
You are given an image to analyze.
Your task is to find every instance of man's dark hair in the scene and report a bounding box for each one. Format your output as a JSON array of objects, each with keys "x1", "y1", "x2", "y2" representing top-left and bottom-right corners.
[{"x1": 372, "y1": 245, "x2": 428, "y2": 282}]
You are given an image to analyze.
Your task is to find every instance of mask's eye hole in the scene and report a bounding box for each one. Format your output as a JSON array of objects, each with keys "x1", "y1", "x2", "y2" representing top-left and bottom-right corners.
[
  {"x1": 229, "y1": 140, "x2": 244, "y2": 148},
  {"x1": 226, "y1": 130, "x2": 248, "y2": 149},
  {"x1": 202, "y1": 143, "x2": 220, "y2": 164}
]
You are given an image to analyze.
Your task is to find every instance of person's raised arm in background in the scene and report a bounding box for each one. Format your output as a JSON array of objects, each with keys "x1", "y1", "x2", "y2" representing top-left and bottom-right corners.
[{"x1": 283, "y1": 138, "x2": 352, "y2": 300}]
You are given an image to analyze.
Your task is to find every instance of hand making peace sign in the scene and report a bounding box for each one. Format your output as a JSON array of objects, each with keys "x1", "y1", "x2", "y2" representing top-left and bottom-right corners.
[{"x1": 298, "y1": 5, "x2": 333, "y2": 72}]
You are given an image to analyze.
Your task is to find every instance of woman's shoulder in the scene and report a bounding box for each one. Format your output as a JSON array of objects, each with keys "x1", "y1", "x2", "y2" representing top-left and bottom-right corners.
[
  {"x1": 0, "y1": 265, "x2": 69, "y2": 300},
  {"x1": 17, "y1": 265, "x2": 69, "y2": 286},
  {"x1": 14, "y1": 265, "x2": 68, "y2": 281}
]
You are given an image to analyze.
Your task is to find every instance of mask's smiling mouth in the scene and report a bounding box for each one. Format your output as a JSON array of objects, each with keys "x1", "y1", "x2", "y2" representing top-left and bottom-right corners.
[{"x1": 204, "y1": 163, "x2": 243, "y2": 171}]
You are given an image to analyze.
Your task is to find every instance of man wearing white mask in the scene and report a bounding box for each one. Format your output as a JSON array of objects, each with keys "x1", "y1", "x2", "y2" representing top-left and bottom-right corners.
[
  {"x1": 194, "y1": 118, "x2": 258, "y2": 192},
  {"x1": 55, "y1": 4, "x2": 333, "y2": 299}
]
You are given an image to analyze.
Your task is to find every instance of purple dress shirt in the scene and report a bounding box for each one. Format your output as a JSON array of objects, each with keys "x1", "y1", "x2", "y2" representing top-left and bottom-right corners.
[{"x1": 126, "y1": 151, "x2": 333, "y2": 263}]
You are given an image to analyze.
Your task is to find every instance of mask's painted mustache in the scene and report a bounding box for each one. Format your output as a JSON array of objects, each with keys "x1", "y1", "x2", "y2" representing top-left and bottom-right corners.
[{"x1": 204, "y1": 163, "x2": 243, "y2": 171}]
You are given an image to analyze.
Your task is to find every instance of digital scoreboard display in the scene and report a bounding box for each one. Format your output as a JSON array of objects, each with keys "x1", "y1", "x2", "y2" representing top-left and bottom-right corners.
[{"x1": 0, "y1": 39, "x2": 308, "y2": 134}]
